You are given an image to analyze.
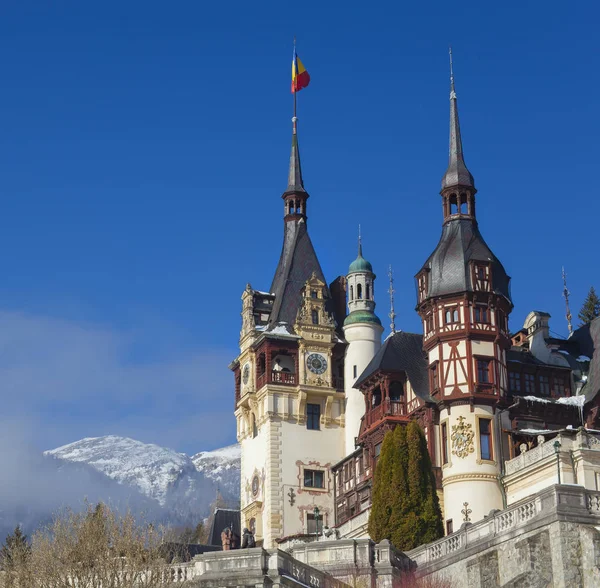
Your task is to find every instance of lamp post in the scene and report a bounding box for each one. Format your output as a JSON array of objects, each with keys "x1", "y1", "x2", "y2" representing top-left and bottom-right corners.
[
  {"x1": 313, "y1": 506, "x2": 320, "y2": 541},
  {"x1": 553, "y1": 440, "x2": 562, "y2": 485}
]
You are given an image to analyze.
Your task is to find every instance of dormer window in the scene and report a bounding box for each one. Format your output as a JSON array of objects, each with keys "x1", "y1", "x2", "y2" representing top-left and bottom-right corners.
[
  {"x1": 311, "y1": 310, "x2": 319, "y2": 325},
  {"x1": 473, "y1": 263, "x2": 490, "y2": 292},
  {"x1": 311, "y1": 290, "x2": 317, "y2": 299},
  {"x1": 418, "y1": 274, "x2": 428, "y2": 302}
]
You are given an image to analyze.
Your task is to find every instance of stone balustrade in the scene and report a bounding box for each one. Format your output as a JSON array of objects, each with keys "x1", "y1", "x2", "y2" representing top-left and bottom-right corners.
[
  {"x1": 335, "y1": 506, "x2": 370, "y2": 538},
  {"x1": 407, "y1": 484, "x2": 600, "y2": 572},
  {"x1": 505, "y1": 428, "x2": 600, "y2": 476}
]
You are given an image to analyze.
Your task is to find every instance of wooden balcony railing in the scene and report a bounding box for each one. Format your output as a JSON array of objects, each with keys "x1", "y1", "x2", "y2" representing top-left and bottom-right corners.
[
  {"x1": 257, "y1": 370, "x2": 297, "y2": 388},
  {"x1": 365, "y1": 400, "x2": 405, "y2": 427}
]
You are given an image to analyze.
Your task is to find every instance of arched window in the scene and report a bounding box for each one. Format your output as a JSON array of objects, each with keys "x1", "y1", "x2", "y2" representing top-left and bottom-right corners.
[
  {"x1": 288, "y1": 201, "x2": 294, "y2": 215},
  {"x1": 372, "y1": 386, "x2": 382, "y2": 407},
  {"x1": 366, "y1": 284, "x2": 371, "y2": 300},
  {"x1": 349, "y1": 285, "x2": 354, "y2": 301},
  {"x1": 459, "y1": 193, "x2": 468, "y2": 214},
  {"x1": 450, "y1": 194, "x2": 458, "y2": 215},
  {"x1": 357, "y1": 284, "x2": 363, "y2": 299},
  {"x1": 389, "y1": 381, "x2": 404, "y2": 401},
  {"x1": 311, "y1": 310, "x2": 319, "y2": 325}
]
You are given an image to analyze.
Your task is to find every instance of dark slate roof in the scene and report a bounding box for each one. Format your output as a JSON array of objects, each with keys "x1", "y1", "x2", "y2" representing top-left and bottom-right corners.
[
  {"x1": 441, "y1": 82, "x2": 475, "y2": 191},
  {"x1": 284, "y1": 132, "x2": 306, "y2": 195},
  {"x1": 268, "y1": 218, "x2": 328, "y2": 327},
  {"x1": 420, "y1": 219, "x2": 512, "y2": 303},
  {"x1": 354, "y1": 331, "x2": 431, "y2": 402},
  {"x1": 208, "y1": 509, "x2": 241, "y2": 547},
  {"x1": 507, "y1": 347, "x2": 551, "y2": 367}
]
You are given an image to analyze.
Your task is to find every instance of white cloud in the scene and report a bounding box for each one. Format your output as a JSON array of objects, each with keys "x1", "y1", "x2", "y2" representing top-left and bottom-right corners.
[{"x1": 0, "y1": 310, "x2": 235, "y2": 454}]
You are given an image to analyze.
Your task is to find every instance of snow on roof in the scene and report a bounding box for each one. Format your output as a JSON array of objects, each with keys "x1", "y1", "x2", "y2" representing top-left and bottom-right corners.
[
  {"x1": 267, "y1": 322, "x2": 300, "y2": 338},
  {"x1": 556, "y1": 395, "x2": 586, "y2": 407},
  {"x1": 519, "y1": 395, "x2": 585, "y2": 407},
  {"x1": 520, "y1": 395, "x2": 551, "y2": 403}
]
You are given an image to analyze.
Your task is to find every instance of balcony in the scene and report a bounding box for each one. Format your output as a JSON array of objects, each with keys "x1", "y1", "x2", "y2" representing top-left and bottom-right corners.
[
  {"x1": 365, "y1": 399, "x2": 405, "y2": 428},
  {"x1": 257, "y1": 370, "x2": 297, "y2": 388}
]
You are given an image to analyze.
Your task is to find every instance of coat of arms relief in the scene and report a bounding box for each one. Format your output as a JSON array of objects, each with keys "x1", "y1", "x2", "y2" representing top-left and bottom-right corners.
[{"x1": 451, "y1": 415, "x2": 475, "y2": 458}]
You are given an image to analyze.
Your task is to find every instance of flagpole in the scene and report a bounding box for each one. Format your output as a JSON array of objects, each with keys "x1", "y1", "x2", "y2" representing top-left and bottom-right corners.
[{"x1": 293, "y1": 36, "x2": 297, "y2": 134}]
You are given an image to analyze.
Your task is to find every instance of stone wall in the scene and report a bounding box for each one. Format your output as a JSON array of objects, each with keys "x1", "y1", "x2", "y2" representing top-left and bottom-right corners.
[{"x1": 408, "y1": 484, "x2": 600, "y2": 587}]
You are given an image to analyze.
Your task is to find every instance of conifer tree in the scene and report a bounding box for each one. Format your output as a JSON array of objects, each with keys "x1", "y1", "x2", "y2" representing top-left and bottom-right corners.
[
  {"x1": 367, "y1": 430, "x2": 396, "y2": 541},
  {"x1": 389, "y1": 425, "x2": 413, "y2": 549},
  {"x1": 369, "y1": 421, "x2": 444, "y2": 551},
  {"x1": 0, "y1": 525, "x2": 29, "y2": 570},
  {"x1": 579, "y1": 286, "x2": 600, "y2": 326},
  {"x1": 407, "y1": 421, "x2": 444, "y2": 545}
]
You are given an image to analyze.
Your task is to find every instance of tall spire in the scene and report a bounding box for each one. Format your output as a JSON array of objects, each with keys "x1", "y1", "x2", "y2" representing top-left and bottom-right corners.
[
  {"x1": 441, "y1": 48, "x2": 475, "y2": 191},
  {"x1": 285, "y1": 117, "x2": 306, "y2": 194},
  {"x1": 358, "y1": 224, "x2": 363, "y2": 257}
]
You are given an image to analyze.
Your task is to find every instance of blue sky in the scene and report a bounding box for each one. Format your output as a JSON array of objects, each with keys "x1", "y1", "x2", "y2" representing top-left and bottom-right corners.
[{"x1": 0, "y1": 2, "x2": 597, "y2": 454}]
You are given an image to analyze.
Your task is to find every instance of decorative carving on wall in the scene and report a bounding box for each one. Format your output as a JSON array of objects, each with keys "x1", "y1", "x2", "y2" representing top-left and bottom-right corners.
[
  {"x1": 461, "y1": 502, "x2": 472, "y2": 522},
  {"x1": 288, "y1": 488, "x2": 296, "y2": 506},
  {"x1": 451, "y1": 416, "x2": 475, "y2": 459}
]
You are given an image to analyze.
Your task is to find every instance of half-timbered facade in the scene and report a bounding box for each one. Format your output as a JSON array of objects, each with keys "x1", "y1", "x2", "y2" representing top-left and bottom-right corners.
[{"x1": 234, "y1": 62, "x2": 599, "y2": 549}]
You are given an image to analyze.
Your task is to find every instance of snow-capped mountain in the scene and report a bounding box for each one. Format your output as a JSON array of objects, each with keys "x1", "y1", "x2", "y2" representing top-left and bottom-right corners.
[
  {"x1": 46, "y1": 436, "x2": 200, "y2": 506},
  {"x1": 192, "y1": 444, "x2": 241, "y2": 498},
  {"x1": 43, "y1": 436, "x2": 240, "y2": 526}
]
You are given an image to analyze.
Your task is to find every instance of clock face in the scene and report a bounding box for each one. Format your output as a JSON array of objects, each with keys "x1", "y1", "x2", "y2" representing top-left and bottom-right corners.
[
  {"x1": 251, "y1": 475, "x2": 260, "y2": 497},
  {"x1": 307, "y1": 353, "x2": 327, "y2": 375},
  {"x1": 242, "y1": 363, "x2": 250, "y2": 385}
]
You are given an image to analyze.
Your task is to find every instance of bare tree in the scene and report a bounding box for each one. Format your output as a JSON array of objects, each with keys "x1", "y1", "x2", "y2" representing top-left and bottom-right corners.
[{"x1": 1, "y1": 503, "x2": 179, "y2": 587}]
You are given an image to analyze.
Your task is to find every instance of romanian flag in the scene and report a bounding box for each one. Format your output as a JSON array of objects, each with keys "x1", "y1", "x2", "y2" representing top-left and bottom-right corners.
[{"x1": 291, "y1": 48, "x2": 310, "y2": 93}]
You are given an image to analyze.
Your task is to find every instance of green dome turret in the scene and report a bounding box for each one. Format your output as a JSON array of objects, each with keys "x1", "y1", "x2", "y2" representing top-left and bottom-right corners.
[
  {"x1": 344, "y1": 309, "x2": 382, "y2": 327},
  {"x1": 348, "y1": 241, "x2": 373, "y2": 274}
]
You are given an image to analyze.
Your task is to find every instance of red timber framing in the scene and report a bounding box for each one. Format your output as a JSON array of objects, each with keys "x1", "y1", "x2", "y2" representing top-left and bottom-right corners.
[
  {"x1": 416, "y1": 281, "x2": 512, "y2": 408},
  {"x1": 332, "y1": 401, "x2": 441, "y2": 527},
  {"x1": 357, "y1": 371, "x2": 409, "y2": 433},
  {"x1": 253, "y1": 337, "x2": 299, "y2": 390}
]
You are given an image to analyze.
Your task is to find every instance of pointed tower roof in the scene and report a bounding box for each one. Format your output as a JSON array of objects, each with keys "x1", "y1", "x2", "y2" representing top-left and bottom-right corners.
[
  {"x1": 348, "y1": 233, "x2": 373, "y2": 274},
  {"x1": 441, "y1": 50, "x2": 475, "y2": 191},
  {"x1": 269, "y1": 119, "x2": 327, "y2": 327},
  {"x1": 284, "y1": 117, "x2": 307, "y2": 195}
]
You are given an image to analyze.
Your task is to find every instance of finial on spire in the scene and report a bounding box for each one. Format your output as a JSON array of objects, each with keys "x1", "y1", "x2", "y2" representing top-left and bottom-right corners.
[
  {"x1": 449, "y1": 46, "x2": 456, "y2": 98},
  {"x1": 441, "y1": 47, "x2": 475, "y2": 191},
  {"x1": 358, "y1": 224, "x2": 362, "y2": 257},
  {"x1": 562, "y1": 267, "x2": 573, "y2": 336},
  {"x1": 388, "y1": 265, "x2": 396, "y2": 334}
]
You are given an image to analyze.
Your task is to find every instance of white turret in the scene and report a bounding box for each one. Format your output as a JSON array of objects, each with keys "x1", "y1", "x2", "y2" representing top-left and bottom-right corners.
[{"x1": 343, "y1": 239, "x2": 383, "y2": 455}]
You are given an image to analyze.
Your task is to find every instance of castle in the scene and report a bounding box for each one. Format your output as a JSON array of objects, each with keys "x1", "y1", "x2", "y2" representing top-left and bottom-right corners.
[{"x1": 225, "y1": 60, "x2": 600, "y2": 585}]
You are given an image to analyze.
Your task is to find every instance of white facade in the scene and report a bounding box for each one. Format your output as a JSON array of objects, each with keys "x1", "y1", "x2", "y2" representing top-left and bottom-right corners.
[
  {"x1": 342, "y1": 256, "x2": 383, "y2": 456},
  {"x1": 343, "y1": 323, "x2": 382, "y2": 454},
  {"x1": 439, "y1": 403, "x2": 503, "y2": 527}
]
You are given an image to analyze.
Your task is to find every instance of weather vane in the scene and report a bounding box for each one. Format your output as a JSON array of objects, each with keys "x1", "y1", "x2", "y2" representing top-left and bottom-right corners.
[
  {"x1": 388, "y1": 265, "x2": 396, "y2": 334},
  {"x1": 562, "y1": 267, "x2": 573, "y2": 336}
]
